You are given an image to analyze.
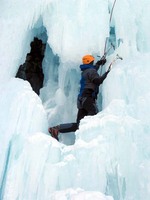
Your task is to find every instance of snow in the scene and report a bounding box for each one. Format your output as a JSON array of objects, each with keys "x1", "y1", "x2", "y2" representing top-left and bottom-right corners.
[
  {"x1": 0, "y1": 0, "x2": 150, "y2": 200},
  {"x1": 50, "y1": 188, "x2": 113, "y2": 200}
]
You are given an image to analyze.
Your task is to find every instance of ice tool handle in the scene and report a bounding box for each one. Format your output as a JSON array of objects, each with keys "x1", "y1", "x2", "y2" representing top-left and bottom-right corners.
[
  {"x1": 97, "y1": 43, "x2": 115, "y2": 61},
  {"x1": 108, "y1": 54, "x2": 123, "y2": 71}
]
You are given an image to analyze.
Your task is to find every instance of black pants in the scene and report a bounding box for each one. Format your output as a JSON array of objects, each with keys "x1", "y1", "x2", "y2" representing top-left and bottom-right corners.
[{"x1": 59, "y1": 97, "x2": 98, "y2": 133}]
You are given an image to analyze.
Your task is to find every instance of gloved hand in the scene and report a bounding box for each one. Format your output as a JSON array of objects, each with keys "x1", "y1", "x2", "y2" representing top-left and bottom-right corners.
[{"x1": 97, "y1": 58, "x2": 107, "y2": 66}]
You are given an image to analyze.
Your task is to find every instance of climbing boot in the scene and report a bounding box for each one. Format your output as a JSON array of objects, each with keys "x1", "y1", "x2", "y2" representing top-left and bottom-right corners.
[{"x1": 48, "y1": 126, "x2": 59, "y2": 141}]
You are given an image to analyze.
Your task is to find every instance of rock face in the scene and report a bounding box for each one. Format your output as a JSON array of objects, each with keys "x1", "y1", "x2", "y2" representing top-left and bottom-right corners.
[{"x1": 16, "y1": 37, "x2": 46, "y2": 95}]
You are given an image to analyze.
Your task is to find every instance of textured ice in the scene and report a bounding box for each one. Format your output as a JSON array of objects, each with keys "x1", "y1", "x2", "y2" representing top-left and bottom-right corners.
[
  {"x1": 50, "y1": 188, "x2": 113, "y2": 200},
  {"x1": 0, "y1": 0, "x2": 150, "y2": 200}
]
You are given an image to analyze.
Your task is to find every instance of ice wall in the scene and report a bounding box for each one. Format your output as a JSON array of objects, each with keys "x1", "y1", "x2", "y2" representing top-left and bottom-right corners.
[
  {"x1": 0, "y1": 0, "x2": 150, "y2": 200},
  {"x1": 76, "y1": 53, "x2": 150, "y2": 199}
]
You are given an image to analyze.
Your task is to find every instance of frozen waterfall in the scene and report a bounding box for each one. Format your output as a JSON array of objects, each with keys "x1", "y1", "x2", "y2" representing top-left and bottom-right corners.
[{"x1": 0, "y1": 0, "x2": 150, "y2": 200}]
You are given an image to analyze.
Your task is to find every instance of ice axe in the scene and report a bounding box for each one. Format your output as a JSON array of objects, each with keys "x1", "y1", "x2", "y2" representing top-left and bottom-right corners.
[
  {"x1": 108, "y1": 54, "x2": 123, "y2": 71},
  {"x1": 116, "y1": 54, "x2": 123, "y2": 60},
  {"x1": 97, "y1": 43, "x2": 115, "y2": 60}
]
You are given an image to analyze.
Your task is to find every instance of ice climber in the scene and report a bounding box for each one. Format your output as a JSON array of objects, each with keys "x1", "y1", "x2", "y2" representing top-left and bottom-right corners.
[{"x1": 48, "y1": 55, "x2": 110, "y2": 140}]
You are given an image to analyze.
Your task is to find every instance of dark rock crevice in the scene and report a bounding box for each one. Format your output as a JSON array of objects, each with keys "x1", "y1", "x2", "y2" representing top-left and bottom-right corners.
[{"x1": 16, "y1": 37, "x2": 46, "y2": 95}]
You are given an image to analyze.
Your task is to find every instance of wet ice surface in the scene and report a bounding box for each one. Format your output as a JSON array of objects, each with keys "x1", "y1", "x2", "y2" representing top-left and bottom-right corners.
[{"x1": 0, "y1": 0, "x2": 150, "y2": 199}]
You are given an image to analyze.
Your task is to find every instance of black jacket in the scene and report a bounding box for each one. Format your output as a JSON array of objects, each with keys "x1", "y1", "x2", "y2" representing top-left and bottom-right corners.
[{"x1": 78, "y1": 63, "x2": 109, "y2": 99}]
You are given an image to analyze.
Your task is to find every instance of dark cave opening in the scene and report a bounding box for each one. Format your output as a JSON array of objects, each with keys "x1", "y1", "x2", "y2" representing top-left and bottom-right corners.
[{"x1": 16, "y1": 37, "x2": 46, "y2": 95}]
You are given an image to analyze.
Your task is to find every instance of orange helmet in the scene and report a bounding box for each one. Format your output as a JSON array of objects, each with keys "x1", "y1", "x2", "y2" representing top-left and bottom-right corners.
[{"x1": 82, "y1": 55, "x2": 95, "y2": 64}]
